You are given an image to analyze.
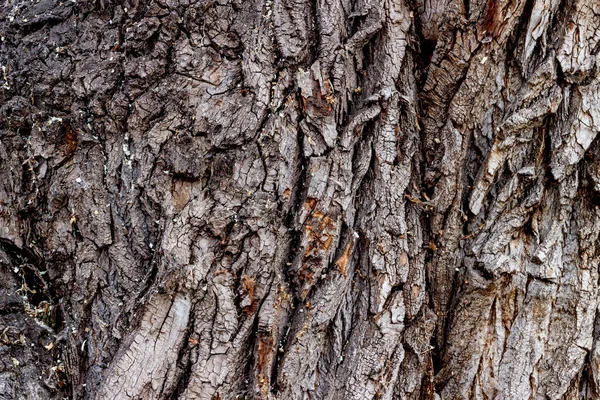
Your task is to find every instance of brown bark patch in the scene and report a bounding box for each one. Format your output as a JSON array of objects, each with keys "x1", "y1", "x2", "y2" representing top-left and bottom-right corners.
[
  {"x1": 301, "y1": 79, "x2": 335, "y2": 116},
  {"x1": 304, "y1": 197, "x2": 317, "y2": 211},
  {"x1": 479, "y1": 0, "x2": 499, "y2": 38},
  {"x1": 242, "y1": 275, "x2": 257, "y2": 314},
  {"x1": 304, "y1": 210, "x2": 336, "y2": 256},
  {"x1": 335, "y1": 241, "x2": 354, "y2": 276},
  {"x1": 62, "y1": 121, "x2": 77, "y2": 155},
  {"x1": 257, "y1": 335, "x2": 274, "y2": 395},
  {"x1": 298, "y1": 262, "x2": 316, "y2": 283}
]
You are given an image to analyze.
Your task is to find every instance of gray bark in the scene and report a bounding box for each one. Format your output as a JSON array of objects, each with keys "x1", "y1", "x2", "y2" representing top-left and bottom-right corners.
[{"x1": 1, "y1": 0, "x2": 600, "y2": 399}]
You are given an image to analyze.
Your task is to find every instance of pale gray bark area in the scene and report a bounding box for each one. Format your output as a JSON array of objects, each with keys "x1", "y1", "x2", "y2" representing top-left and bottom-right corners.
[{"x1": 1, "y1": 0, "x2": 600, "y2": 399}]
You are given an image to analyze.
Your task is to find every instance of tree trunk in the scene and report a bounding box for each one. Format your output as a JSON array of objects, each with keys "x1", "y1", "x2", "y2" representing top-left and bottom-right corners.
[{"x1": 1, "y1": 0, "x2": 600, "y2": 398}]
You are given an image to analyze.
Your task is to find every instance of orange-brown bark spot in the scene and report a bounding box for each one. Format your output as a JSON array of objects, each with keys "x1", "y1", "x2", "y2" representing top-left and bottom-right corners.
[
  {"x1": 322, "y1": 234, "x2": 334, "y2": 251},
  {"x1": 257, "y1": 336, "x2": 274, "y2": 374},
  {"x1": 298, "y1": 208, "x2": 338, "y2": 292},
  {"x1": 256, "y1": 336, "x2": 274, "y2": 396},
  {"x1": 298, "y1": 264, "x2": 315, "y2": 283},
  {"x1": 313, "y1": 210, "x2": 334, "y2": 230},
  {"x1": 304, "y1": 210, "x2": 336, "y2": 256},
  {"x1": 62, "y1": 122, "x2": 78, "y2": 155},
  {"x1": 335, "y1": 241, "x2": 354, "y2": 276},
  {"x1": 274, "y1": 285, "x2": 290, "y2": 311},
  {"x1": 242, "y1": 275, "x2": 257, "y2": 315},
  {"x1": 304, "y1": 197, "x2": 317, "y2": 211}
]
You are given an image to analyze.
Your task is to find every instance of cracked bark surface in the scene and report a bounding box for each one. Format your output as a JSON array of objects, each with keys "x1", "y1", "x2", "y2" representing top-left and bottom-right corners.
[{"x1": 2, "y1": 0, "x2": 600, "y2": 398}]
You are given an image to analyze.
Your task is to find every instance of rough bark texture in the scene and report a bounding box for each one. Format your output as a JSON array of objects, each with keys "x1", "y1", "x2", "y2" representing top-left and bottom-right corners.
[{"x1": 2, "y1": 0, "x2": 600, "y2": 399}]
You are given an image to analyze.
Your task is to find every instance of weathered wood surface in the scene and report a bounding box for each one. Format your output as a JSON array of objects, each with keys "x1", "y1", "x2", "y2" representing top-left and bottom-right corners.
[{"x1": 1, "y1": 0, "x2": 600, "y2": 399}]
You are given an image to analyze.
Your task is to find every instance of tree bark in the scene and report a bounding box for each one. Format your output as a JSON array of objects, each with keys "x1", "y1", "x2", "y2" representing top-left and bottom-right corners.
[{"x1": 1, "y1": 0, "x2": 600, "y2": 398}]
